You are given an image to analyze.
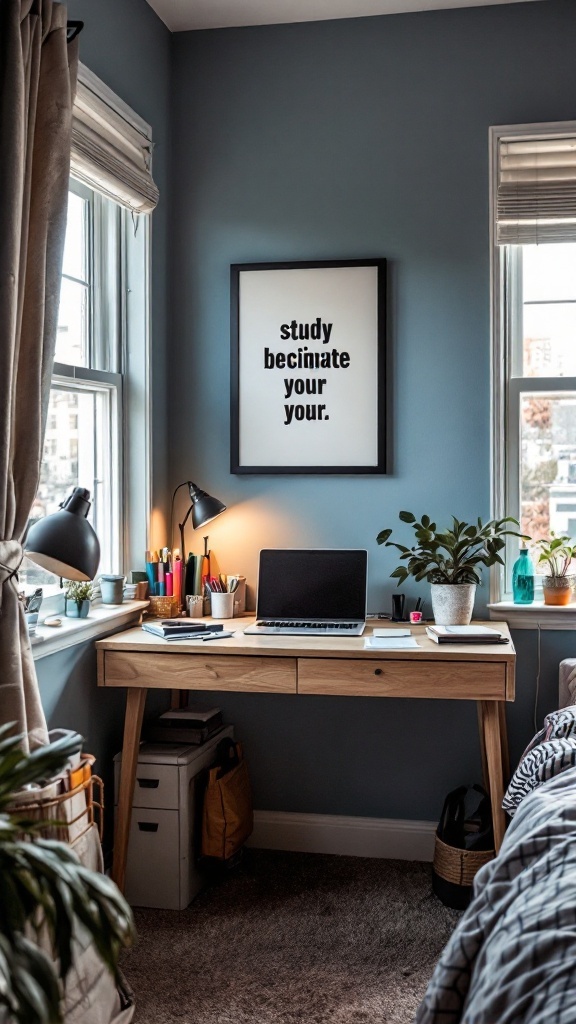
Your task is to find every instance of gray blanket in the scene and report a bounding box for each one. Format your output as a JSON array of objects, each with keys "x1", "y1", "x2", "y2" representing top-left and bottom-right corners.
[{"x1": 416, "y1": 766, "x2": 576, "y2": 1023}]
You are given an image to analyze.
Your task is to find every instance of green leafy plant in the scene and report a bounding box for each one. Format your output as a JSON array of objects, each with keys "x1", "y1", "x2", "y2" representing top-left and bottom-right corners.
[
  {"x1": 534, "y1": 532, "x2": 576, "y2": 577},
  {"x1": 0, "y1": 724, "x2": 134, "y2": 1024},
  {"x1": 63, "y1": 580, "x2": 93, "y2": 607},
  {"x1": 377, "y1": 511, "x2": 527, "y2": 586}
]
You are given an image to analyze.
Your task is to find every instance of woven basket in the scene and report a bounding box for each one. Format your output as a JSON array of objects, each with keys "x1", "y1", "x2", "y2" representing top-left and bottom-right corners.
[
  {"x1": 147, "y1": 595, "x2": 179, "y2": 619},
  {"x1": 433, "y1": 833, "x2": 494, "y2": 887}
]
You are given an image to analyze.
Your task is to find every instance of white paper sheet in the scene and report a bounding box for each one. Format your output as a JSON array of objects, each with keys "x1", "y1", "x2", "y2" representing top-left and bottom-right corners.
[{"x1": 364, "y1": 636, "x2": 420, "y2": 649}]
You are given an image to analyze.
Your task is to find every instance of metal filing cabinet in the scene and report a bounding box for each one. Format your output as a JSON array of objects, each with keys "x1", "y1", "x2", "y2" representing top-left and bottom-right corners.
[{"x1": 113, "y1": 726, "x2": 234, "y2": 910}]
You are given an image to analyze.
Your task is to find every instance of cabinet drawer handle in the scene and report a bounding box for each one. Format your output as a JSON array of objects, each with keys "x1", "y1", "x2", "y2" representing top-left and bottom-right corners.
[
  {"x1": 137, "y1": 778, "x2": 159, "y2": 788},
  {"x1": 138, "y1": 822, "x2": 159, "y2": 832},
  {"x1": 374, "y1": 668, "x2": 383, "y2": 676}
]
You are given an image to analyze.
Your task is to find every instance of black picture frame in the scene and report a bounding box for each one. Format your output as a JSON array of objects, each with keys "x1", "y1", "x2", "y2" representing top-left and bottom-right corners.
[{"x1": 230, "y1": 259, "x2": 387, "y2": 475}]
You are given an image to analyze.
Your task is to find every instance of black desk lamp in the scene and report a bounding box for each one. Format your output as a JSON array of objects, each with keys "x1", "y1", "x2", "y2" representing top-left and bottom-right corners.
[
  {"x1": 172, "y1": 481, "x2": 227, "y2": 606},
  {"x1": 25, "y1": 487, "x2": 101, "y2": 582}
]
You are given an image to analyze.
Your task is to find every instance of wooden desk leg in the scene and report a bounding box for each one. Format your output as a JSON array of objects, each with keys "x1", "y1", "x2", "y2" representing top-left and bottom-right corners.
[
  {"x1": 478, "y1": 700, "x2": 506, "y2": 853},
  {"x1": 112, "y1": 687, "x2": 147, "y2": 892},
  {"x1": 498, "y1": 701, "x2": 511, "y2": 785}
]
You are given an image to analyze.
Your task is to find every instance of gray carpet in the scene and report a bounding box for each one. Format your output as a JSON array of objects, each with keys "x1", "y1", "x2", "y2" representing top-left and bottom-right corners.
[{"x1": 123, "y1": 849, "x2": 459, "y2": 1024}]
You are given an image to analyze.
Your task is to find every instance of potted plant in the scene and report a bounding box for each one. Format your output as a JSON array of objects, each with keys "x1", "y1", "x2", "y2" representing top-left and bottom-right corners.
[
  {"x1": 377, "y1": 512, "x2": 526, "y2": 625},
  {"x1": 534, "y1": 532, "x2": 576, "y2": 605},
  {"x1": 64, "y1": 580, "x2": 93, "y2": 618},
  {"x1": 0, "y1": 724, "x2": 134, "y2": 1023}
]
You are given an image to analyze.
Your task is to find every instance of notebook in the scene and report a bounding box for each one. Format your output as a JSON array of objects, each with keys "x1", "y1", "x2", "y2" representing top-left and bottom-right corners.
[{"x1": 244, "y1": 549, "x2": 367, "y2": 636}]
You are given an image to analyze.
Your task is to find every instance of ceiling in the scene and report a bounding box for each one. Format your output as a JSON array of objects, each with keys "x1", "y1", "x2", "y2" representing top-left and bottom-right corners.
[{"x1": 144, "y1": 0, "x2": 543, "y2": 32}]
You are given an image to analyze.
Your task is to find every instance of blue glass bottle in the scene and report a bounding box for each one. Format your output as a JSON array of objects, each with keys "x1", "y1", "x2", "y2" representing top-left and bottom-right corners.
[{"x1": 512, "y1": 548, "x2": 535, "y2": 604}]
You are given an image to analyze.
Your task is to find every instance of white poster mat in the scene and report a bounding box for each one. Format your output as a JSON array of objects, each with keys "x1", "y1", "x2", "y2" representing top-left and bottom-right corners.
[{"x1": 236, "y1": 264, "x2": 384, "y2": 470}]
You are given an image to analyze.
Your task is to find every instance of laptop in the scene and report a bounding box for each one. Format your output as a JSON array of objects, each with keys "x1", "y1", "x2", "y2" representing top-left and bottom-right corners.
[{"x1": 244, "y1": 549, "x2": 367, "y2": 636}]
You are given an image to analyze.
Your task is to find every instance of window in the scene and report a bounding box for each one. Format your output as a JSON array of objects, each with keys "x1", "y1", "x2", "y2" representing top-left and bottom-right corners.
[
  {"x1": 491, "y1": 122, "x2": 576, "y2": 600},
  {"x1": 22, "y1": 64, "x2": 156, "y2": 599}
]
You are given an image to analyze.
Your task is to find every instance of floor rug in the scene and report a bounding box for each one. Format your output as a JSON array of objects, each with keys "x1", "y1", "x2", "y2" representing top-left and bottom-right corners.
[{"x1": 123, "y1": 849, "x2": 459, "y2": 1024}]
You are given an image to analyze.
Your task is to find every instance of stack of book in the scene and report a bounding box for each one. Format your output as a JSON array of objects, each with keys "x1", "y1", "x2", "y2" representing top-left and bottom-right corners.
[
  {"x1": 426, "y1": 625, "x2": 508, "y2": 645},
  {"x1": 146, "y1": 703, "x2": 224, "y2": 745},
  {"x1": 142, "y1": 619, "x2": 224, "y2": 640}
]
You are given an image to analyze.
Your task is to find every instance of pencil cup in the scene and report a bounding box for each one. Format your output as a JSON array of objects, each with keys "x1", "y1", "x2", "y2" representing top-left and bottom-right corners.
[
  {"x1": 186, "y1": 594, "x2": 204, "y2": 618},
  {"x1": 210, "y1": 592, "x2": 235, "y2": 619}
]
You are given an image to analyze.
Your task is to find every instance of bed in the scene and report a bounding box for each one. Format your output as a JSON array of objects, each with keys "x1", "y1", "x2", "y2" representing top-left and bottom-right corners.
[{"x1": 416, "y1": 719, "x2": 576, "y2": 1022}]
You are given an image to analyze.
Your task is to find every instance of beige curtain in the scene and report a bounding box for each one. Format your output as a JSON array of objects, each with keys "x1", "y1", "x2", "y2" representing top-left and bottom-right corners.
[{"x1": 0, "y1": 0, "x2": 77, "y2": 749}]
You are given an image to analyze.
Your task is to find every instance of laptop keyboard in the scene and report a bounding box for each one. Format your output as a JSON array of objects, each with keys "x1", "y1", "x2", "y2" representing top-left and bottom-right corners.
[
  {"x1": 258, "y1": 620, "x2": 357, "y2": 629},
  {"x1": 253, "y1": 620, "x2": 363, "y2": 635}
]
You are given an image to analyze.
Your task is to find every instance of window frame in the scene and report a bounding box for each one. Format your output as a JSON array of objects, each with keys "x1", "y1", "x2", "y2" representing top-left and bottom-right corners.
[
  {"x1": 490, "y1": 121, "x2": 576, "y2": 619},
  {"x1": 28, "y1": 66, "x2": 152, "y2": 631}
]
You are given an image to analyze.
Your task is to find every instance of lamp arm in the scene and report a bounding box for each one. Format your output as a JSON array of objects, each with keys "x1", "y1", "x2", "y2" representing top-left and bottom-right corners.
[
  {"x1": 171, "y1": 479, "x2": 192, "y2": 562},
  {"x1": 178, "y1": 502, "x2": 195, "y2": 610}
]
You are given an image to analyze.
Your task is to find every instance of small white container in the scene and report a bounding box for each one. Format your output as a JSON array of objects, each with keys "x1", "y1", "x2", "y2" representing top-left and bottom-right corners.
[{"x1": 210, "y1": 591, "x2": 235, "y2": 619}]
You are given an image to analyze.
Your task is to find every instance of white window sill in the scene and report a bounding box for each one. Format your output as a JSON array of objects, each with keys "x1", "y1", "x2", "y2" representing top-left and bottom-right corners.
[
  {"x1": 488, "y1": 600, "x2": 576, "y2": 630},
  {"x1": 31, "y1": 600, "x2": 149, "y2": 660}
]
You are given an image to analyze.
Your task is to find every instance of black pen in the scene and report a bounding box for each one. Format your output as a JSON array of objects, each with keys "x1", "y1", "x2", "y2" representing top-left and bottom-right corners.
[{"x1": 202, "y1": 631, "x2": 234, "y2": 641}]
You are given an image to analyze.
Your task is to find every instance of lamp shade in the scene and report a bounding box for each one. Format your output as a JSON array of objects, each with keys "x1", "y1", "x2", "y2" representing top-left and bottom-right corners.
[
  {"x1": 188, "y1": 482, "x2": 227, "y2": 529},
  {"x1": 25, "y1": 487, "x2": 100, "y2": 581}
]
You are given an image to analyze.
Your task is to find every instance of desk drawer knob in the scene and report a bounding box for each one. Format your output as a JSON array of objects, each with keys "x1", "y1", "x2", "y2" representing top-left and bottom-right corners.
[{"x1": 374, "y1": 668, "x2": 383, "y2": 676}]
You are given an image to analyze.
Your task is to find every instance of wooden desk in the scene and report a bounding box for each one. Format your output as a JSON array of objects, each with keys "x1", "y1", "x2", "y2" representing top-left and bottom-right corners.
[{"x1": 96, "y1": 619, "x2": 515, "y2": 891}]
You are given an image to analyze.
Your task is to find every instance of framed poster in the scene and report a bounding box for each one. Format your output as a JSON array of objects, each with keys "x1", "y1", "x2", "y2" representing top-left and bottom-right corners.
[{"x1": 230, "y1": 259, "x2": 387, "y2": 474}]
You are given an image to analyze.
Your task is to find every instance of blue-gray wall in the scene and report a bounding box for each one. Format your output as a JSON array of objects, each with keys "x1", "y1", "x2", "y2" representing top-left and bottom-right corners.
[
  {"x1": 167, "y1": 0, "x2": 576, "y2": 820},
  {"x1": 37, "y1": 0, "x2": 576, "y2": 832}
]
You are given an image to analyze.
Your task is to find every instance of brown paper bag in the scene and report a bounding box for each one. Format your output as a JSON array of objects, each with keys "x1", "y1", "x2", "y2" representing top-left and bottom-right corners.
[{"x1": 201, "y1": 741, "x2": 253, "y2": 860}]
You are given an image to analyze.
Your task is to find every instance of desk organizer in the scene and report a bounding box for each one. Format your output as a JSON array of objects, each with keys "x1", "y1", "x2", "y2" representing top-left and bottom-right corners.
[
  {"x1": 114, "y1": 726, "x2": 233, "y2": 910},
  {"x1": 147, "y1": 595, "x2": 179, "y2": 618}
]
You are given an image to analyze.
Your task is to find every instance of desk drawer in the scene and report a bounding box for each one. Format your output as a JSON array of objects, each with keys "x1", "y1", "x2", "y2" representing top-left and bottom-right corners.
[
  {"x1": 297, "y1": 658, "x2": 507, "y2": 700},
  {"x1": 101, "y1": 651, "x2": 297, "y2": 693}
]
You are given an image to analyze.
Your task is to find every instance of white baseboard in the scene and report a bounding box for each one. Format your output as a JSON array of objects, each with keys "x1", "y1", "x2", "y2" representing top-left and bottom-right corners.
[{"x1": 247, "y1": 810, "x2": 437, "y2": 862}]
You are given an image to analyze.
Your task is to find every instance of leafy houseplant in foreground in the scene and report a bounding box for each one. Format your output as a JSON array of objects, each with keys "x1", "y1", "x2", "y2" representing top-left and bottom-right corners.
[
  {"x1": 377, "y1": 512, "x2": 526, "y2": 624},
  {"x1": 0, "y1": 724, "x2": 134, "y2": 1024},
  {"x1": 533, "y1": 532, "x2": 576, "y2": 606}
]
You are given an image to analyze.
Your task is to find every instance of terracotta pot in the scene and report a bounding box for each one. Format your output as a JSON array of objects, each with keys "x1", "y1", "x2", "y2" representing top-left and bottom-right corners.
[
  {"x1": 430, "y1": 583, "x2": 476, "y2": 625},
  {"x1": 542, "y1": 575, "x2": 575, "y2": 606}
]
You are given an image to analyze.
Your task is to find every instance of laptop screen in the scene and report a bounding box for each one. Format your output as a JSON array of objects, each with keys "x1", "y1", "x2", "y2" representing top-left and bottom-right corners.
[{"x1": 256, "y1": 549, "x2": 367, "y2": 620}]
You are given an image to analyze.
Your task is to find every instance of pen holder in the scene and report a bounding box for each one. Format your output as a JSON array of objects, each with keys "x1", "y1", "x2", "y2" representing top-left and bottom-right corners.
[
  {"x1": 147, "y1": 595, "x2": 179, "y2": 619},
  {"x1": 186, "y1": 594, "x2": 204, "y2": 618},
  {"x1": 228, "y1": 576, "x2": 246, "y2": 616},
  {"x1": 210, "y1": 592, "x2": 235, "y2": 619}
]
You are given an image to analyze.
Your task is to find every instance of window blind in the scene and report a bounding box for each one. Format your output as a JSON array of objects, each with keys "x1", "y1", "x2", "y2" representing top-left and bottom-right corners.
[
  {"x1": 71, "y1": 65, "x2": 159, "y2": 214},
  {"x1": 497, "y1": 133, "x2": 576, "y2": 245}
]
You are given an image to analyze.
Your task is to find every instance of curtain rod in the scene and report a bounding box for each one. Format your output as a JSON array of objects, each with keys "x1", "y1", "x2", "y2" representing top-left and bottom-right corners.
[{"x1": 67, "y1": 21, "x2": 83, "y2": 43}]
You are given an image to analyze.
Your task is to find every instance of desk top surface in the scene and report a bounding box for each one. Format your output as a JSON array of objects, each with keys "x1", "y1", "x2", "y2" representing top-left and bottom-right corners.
[{"x1": 96, "y1": 617, "x2": 515, "y2": 663}]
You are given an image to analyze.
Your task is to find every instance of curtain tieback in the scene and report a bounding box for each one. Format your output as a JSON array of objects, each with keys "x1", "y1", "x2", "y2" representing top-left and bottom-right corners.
[{"x1": 0, "y1": 540, "x2": 24, "y2": 612}]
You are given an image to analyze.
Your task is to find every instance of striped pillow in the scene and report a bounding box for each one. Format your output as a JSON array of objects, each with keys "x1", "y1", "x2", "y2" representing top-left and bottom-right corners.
[
  {"x1": 545, "y1": 706, "x2": 576, "y2": 741},
  {"x1": 503, "y1": 738, "x2": 576, "y2": 817},
  {"x1": 518, "y1": 706, "x2": 576, "y2": 764}
]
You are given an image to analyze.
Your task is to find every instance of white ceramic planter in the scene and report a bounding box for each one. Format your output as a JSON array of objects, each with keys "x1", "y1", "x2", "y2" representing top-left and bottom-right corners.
[{"x1": 430, "y1": 583, "x2": 476, "y2": 625}]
